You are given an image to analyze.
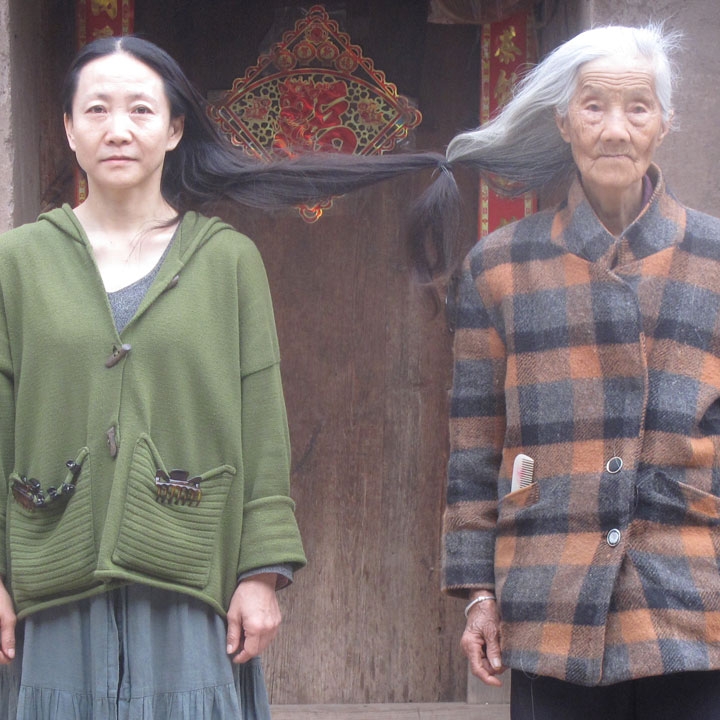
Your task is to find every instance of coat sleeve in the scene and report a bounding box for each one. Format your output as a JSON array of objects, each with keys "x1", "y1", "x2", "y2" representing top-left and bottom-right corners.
[
  {"x1": 442, "y1": 255, "x2": 506, "y2": 597},
  {"x1": 234, "y1": 241, "x2": 306, "y2": 576},
  {"x1": 0, "y1": 288, "x2": 14, "y2": 578}
]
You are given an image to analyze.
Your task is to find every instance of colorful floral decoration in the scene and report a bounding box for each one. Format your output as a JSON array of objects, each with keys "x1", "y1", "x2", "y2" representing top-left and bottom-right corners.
[{"x1": 208, "y1": 5, "x2": 422, "y2": 222}]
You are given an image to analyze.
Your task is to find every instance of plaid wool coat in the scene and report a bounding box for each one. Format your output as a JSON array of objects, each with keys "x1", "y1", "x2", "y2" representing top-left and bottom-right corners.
[{"x1": 443, "y1": 165, "x2": 720, "y2": 686}]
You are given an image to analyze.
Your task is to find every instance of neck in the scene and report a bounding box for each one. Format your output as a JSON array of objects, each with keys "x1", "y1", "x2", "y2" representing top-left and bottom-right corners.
[
  {"x1": 582, "y1": 179, "x2": 644, "y2": 237},
  {"x1": 75, "y1": 185, "x2": 177, "y2": 242}
]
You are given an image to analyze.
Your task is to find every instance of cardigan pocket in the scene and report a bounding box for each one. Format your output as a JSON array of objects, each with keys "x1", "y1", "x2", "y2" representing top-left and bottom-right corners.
[
  {"x1": 111, "y1": 434, "x2": 236, "y2": 589},
  {"x1": 8, "y1": 448, "x2": 97, "y2": 606}
]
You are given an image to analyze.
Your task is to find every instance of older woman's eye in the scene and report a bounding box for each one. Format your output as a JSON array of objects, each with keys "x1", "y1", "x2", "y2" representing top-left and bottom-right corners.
[
  {"x1": 87, "y1": 105, "x2": 106, "y2": 114},
  {"x1": 133, "y1": 105, "x2": 153, "y2": 115}
]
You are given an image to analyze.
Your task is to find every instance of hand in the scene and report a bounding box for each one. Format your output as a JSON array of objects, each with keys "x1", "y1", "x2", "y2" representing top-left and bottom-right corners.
[
  {"x1": 226, "y1": 573, "x2": 281, "y2": 664},
  {"x1": 0, "y1": 578, "x2": 16, "y2": 664},
  {"x1": 461, "y1": 595, "x2": 505, "y2": 686}
]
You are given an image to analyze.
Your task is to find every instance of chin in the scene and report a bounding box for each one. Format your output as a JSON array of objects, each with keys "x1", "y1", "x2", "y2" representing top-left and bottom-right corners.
[{"x1": 588, "y1": 172, "x2": 643, "y2": 190}]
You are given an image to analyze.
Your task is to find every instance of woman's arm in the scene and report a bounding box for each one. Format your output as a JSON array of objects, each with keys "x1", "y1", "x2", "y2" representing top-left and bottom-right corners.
[
  {"x1": 462, "y1": 591, "x2": 505, "y2": 686},
  {"x1": 443, "y1": 256, "x2": 508, "y2": 685},
  {"x1": 0, "y1": 578, "x2": 16, "y2": 664},
  {"x1": 234, "y1": 244, "x2": 305, "y2": 576},
  {"x1": 0, "y1": 291, "x2": 16, "y2": 663},
  {"x1": 443, "y1": 256, "x2": 507, "y2": 594},
  {"x1": 226, "y1": 572, "x2": 281, "y2": 664}
]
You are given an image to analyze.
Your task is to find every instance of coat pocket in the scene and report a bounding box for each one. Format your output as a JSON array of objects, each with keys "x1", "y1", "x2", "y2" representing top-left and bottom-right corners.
[
  {"x1": 637, "y1": 472, "x2": 720, "y2": 525},
  {"x1": 8, "y1": 448, "x2": 96, "y2": 605},
  {"x1": 111, "y1": 434, "x2": 236, "y2": 588}
]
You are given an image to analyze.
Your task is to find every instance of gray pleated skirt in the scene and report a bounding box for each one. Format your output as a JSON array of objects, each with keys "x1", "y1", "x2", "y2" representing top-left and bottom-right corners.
[{"x1": 0, "y1": 585, "x2": 272, "y2": 720}]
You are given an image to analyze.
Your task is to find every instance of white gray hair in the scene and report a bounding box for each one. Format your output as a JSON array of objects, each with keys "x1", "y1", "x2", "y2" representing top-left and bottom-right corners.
[{"x1": 446, "y1": 24, "x2": 680, "y2": 194}]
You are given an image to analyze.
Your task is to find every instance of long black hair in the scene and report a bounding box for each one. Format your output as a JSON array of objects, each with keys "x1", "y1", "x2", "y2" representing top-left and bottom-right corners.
[
  {"x1": 62, "y1": 27, "x2": 679, "y2": 281},
  {"x1": 61, "y1": 35, "x2": 462, "y2": 279}
]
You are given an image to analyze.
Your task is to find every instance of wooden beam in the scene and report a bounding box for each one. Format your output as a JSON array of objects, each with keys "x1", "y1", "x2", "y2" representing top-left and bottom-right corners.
[{"x1": 270, "y1": 703, "x2": 510, "y2": 720}]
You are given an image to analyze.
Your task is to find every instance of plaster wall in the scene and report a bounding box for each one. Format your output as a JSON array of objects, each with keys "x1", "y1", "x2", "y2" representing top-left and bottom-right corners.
[
  {"x1": 5, "y1": 0, "x2": 42, "y2": 230},
  {"x1": 0, "y1": 0, "x2": 42, "y2": 232},
  {"x1": 0, "y1": 0, "x2": 12, "y2": 231},
  {"x1": 579, "y1": 0, "x2": 720, "y2": 217}
]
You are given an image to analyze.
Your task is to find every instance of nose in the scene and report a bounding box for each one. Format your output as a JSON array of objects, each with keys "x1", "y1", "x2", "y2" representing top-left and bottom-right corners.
[
  {"x1": 600, "y1": 106, "x2": 631, "y2": 143},
  {"x1": 105, "y1": 111, "x2": 132, "y2": 143}
]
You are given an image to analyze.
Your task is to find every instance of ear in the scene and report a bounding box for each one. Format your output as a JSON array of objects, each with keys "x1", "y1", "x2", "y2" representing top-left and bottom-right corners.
[
  {"x1": 555, "y1": 111, "x2": 571, "y2": 144},
  {"x1": 64, "y1": 113, "x2": 77, "y2": 152},
  {"x1": 166, "y1": 115, "x2": 185, "y2": 151},
  {"x1": 656, "y1": 110, "x2": 673, "y2": 146}
]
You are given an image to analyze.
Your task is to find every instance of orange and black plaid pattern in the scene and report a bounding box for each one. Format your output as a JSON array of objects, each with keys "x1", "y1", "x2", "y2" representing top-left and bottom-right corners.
[{"x1": 444, "y1": 165, "x2": 720, "y2": 686}]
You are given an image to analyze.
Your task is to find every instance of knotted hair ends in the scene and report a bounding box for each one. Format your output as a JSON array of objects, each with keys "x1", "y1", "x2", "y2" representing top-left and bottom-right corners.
[{"x1": 407, "y1": 159, "x2": 462, "y2": 283}]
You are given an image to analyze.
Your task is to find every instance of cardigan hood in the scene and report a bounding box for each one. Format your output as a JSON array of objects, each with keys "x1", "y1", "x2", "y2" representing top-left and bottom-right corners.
[{"x1": 0, "y1": 207, "x2": 306, "y2": 618}]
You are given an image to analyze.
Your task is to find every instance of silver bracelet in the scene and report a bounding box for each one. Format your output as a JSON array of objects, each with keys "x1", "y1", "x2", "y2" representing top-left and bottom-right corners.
[{"x1": 464, "y1": 594, "x2": 496, "y2": 617}]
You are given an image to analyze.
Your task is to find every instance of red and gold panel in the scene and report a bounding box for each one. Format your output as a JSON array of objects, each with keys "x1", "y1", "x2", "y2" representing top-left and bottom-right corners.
[
  {"x1": 479, "y1": 11, "x2": 537, "y2": 236},
  {"x1": 208, "y1": 4, "x2": 422, "y2": 222},
  {"x1": 76, "y1": 0, "x2": 134, "y2": 47}
]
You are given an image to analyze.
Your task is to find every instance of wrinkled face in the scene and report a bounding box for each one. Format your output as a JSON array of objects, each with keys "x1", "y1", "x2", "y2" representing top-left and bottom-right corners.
[
  {"x1": 64, "y1": 52, "x2": 184, "y2": 195},
  {"x1": 556, "y1": 54, "x2": 669, "y2": 205}
]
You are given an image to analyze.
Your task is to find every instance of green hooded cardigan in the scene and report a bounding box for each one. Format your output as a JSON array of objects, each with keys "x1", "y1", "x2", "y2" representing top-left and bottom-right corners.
[{"x1": 0, "y1": 206, "x2": 306, "y2": 619}]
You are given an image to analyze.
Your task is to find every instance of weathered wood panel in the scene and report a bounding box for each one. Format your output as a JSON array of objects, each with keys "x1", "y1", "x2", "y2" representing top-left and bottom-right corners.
[
  {"x1": 224, "y1": 173, "x2": 473, "y2": 704},
  {"x1": 467, "y1": 669, "x2": 512, "y2": 705},
  {"x1": 271, "y1": 702, "x2": 510, "y2": 720}
]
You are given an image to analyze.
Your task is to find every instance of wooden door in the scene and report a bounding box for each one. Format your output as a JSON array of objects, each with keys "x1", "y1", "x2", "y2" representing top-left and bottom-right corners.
[
  {"x1": 213, "y1": 16, "x2": 483, "y2": 705},
  {"x1": 227, "y1": 173, "x2": 470, "y2": 704}
]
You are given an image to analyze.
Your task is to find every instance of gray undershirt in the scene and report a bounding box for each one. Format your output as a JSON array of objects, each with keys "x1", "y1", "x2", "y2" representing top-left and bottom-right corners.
[{"x1": 106, "y1": 239, "x2": 173, "y2": 334}]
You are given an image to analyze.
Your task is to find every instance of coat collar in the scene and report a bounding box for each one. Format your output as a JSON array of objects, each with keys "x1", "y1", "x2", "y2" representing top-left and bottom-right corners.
[{"x1": 550, "y1": 164, "x2": 687, "y2": 268}]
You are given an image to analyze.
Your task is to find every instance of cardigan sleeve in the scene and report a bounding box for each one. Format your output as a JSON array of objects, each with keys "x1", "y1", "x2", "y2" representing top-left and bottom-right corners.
[
  {"x1": 0, "y1": 288, "x2": 14, "y2": 577},
  {"x1": 234, "y1": 242, "x2": 306, "y2": 576},
  {"x1": 442, "y1": 254, "x2": 507, "y2": 597},
  {"x1": 236, "y1": 362, "x2": 305, "y2": 575}
]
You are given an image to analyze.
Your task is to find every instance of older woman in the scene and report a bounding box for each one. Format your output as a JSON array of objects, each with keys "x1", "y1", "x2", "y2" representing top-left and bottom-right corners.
[{"x1": 437, "y1": 24, "x2": 720, "y2": 720}]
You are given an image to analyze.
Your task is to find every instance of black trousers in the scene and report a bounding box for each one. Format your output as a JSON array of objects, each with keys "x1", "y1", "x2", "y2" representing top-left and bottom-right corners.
[{"x1": 511, "y1": 669, "x2": 720, "y2": 720}]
